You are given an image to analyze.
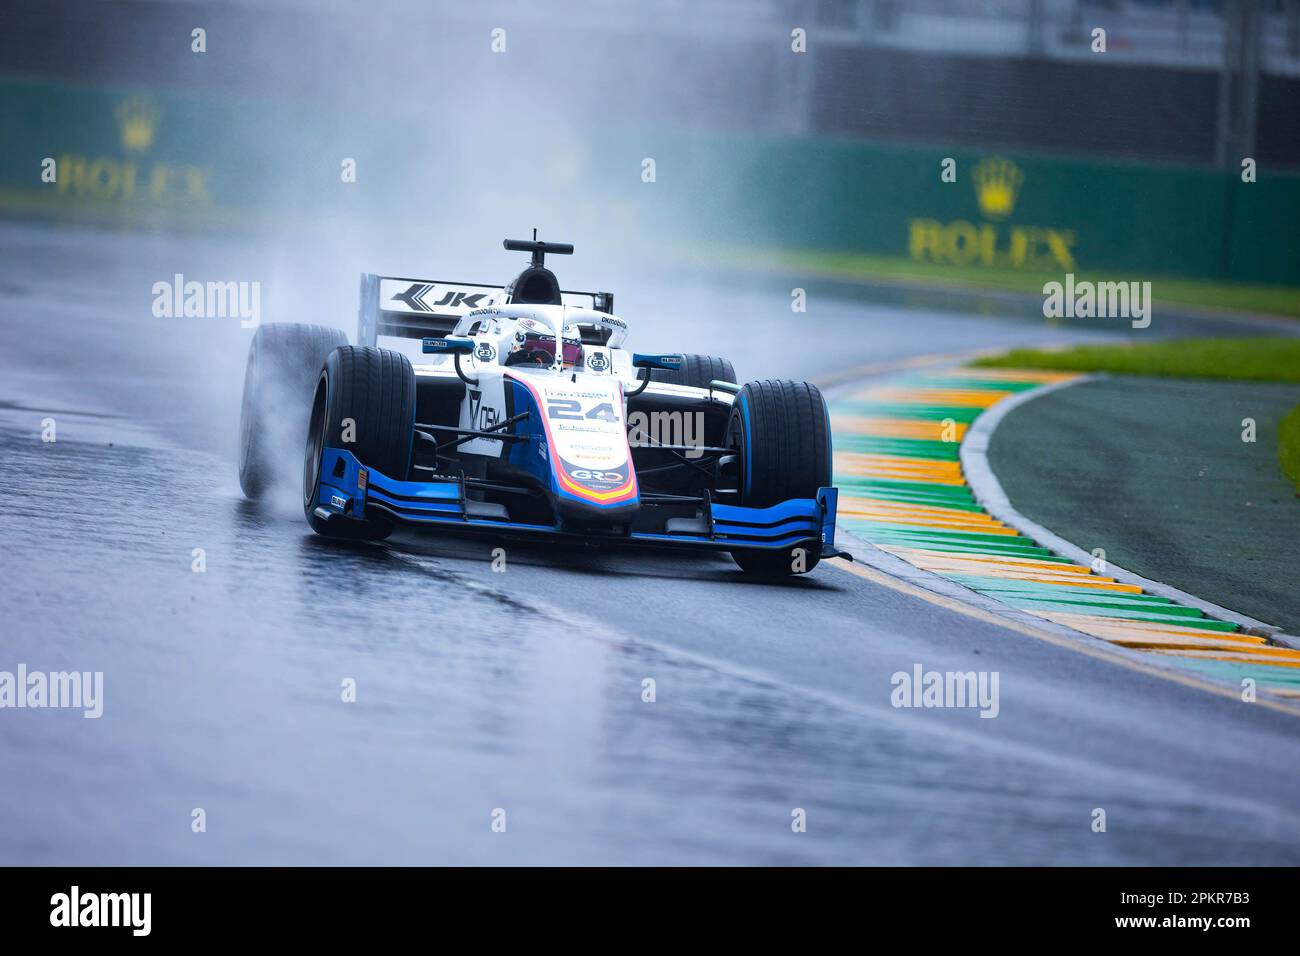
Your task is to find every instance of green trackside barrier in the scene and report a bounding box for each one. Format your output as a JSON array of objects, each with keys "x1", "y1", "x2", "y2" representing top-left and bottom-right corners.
[
  {"x1": 0, "y1": 76, "x2": 287, "y2": 225},
  {"x1": 0, "y1": 76, "x2": 372, "y2": 230},
  {"x1": 2, "y1": 76, "x2": 1298, "y2": 288},
  {"x1": 636, "y1": 132, "x2": 1300, "y2": 286}
]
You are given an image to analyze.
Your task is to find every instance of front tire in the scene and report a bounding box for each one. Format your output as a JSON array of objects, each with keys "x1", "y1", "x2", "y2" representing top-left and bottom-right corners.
[
  {"x1": 727, "y1": 379, "x2": 831, "y2": 576},
  {"x1": 239, "y1": 323, "x2": 349, "y2": 499},
  {"x1": 304, "y1": 345, "x2": 416, "y2": 540}
]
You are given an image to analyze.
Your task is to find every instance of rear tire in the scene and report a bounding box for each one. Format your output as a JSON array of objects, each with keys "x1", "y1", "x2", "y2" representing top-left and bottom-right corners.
[
  {"x1": 727, "y1": 379, "x2": 831, "y2": 576},
  {"x1": 650, "y1": 353, "x2": 736, "y2": 389},
  {"x1": 239, "y1": 323, "x2": 349, "y2": 499},
  {"x1": 304, "y1": 345, "x2": 416, "y2": 540}
]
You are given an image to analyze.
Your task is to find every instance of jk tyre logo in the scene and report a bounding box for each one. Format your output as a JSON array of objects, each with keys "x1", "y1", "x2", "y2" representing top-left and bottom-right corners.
[{"x1": 392, "y1": 283, "x2": 491, "y2": 313}]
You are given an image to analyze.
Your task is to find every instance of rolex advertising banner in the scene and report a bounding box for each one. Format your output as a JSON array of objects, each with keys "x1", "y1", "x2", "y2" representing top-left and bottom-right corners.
[
  {"x1": 0, "y1": 76, "x2": 1296, "y2": 287},
  {"x1": 0, "y1": 77, "x2": 329, "y2": 228},
  {"x1": 644, "y1": 134, "x2": 1300, "y2": 288}
]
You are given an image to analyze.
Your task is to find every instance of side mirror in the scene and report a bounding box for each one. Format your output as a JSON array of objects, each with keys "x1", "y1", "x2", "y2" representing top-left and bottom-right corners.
[
  {"x1": 423, "y1": 336, "x2": 474, "y2": 355},
  {"x1": 632, "y1": 353, "x2": 684, "y2": 371}
]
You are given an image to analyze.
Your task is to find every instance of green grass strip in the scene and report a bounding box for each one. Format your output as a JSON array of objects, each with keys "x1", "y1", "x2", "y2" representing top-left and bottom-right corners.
[
  {"x1": 833, "y1": 403, "x2": 986, "y2": 423},
  {"x1": 835, "y1": 436, "x2": 961, "y2": 460},
  {"x1": 696, "y1": 244, "x2": 1300, "y2": 320},
  {"x1": 990, "y1": 593, "x2": 1204, "y2": 617},
  {"x1": 973, "y1": 338, "x2": 1300, "y2": 384},
  {"x1": 844, "y1": 500, "x2": 986, "y2": 516},
  {"x1": 850, "y1": 537, "x2": 1062, "y2": 559},
  {"x1": 999, "y1": 601, "x2": 1237, "y2": 630},
  {"x1": 1164, "y1": 658, "x2": 1300, "y2": 688},
  {"x1": 835, "y1": 475, "x2": 976, "y2": 499},
  {"x1": 901, "y1": 377, "x2": 1045, "y2": 393},
  {"x1": 847, "y1": 523, "x2": 1038, "y2": 544},
  {"x1": 852, "y1": 525, "x2": 1035, "y2": 546},
  {"x1": 946, "y1": 577, "x2": 1176, "y2": 605}
]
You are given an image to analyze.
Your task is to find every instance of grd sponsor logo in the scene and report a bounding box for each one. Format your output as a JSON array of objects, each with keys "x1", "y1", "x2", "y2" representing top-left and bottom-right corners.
[
  {"x1": 908, "y1": 157, "x2": 1077, "y2": 272},
  {"x1": 570, "y1": 468, "x2": 624, "y2": 482},
  {"x1": 568, "y1": 466, "x2": 626, "y2": 489},
  {"x1": 55, "y1": 96, "x2": 211, "y2": 206}
]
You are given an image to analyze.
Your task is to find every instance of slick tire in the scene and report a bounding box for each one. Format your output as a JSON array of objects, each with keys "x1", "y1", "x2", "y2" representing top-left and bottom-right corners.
[
  {"x1": 304, "y1": 345, "x2": 415, "y2": 540},
  {"x1": 649, "y1": 353, "x2": 737, "y2": 389},
  {"x1": 726, "y1": 379, "x2": 831, "y2": 576},
  {"x1": 238, "y1": 323, "x2": 349, "y2": 499}
]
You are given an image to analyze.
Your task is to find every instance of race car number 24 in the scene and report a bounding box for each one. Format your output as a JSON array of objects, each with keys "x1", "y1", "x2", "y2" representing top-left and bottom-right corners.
[{"x1": 547, "y1": 399, "x2": 619, "y2": 424}]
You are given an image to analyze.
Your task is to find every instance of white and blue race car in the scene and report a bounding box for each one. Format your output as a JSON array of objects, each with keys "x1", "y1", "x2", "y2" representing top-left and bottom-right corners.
[{"x1": 238, "y1": 236, "x2": 842, "y2": 575}]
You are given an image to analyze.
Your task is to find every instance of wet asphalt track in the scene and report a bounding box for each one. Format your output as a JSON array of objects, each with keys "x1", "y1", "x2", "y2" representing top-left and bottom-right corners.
[{"x1": 2, "y1": 220, "x2": 1300, "y2": 865}]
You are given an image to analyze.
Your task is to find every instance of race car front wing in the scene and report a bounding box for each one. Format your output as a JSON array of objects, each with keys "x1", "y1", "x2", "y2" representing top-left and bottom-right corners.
[{"x1": 311, "y1": 447, "x2": 844, "y2": 557}]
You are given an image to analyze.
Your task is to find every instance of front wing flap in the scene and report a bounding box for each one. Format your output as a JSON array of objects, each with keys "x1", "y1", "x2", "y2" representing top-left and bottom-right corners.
[{"x1": 311, "y1": 448, "x2": 840, "y2": 554}]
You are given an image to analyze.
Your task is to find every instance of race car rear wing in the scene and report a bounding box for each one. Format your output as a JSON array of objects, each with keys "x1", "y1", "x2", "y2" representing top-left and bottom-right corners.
[{"x1": 357, "y1": 273, "x2": 615, "y2": 346}]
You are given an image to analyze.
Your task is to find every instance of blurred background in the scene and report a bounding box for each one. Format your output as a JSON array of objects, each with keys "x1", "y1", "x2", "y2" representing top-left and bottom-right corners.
[{"x1": 2, "y1": 0, "x2": 1298, "y2": 313}]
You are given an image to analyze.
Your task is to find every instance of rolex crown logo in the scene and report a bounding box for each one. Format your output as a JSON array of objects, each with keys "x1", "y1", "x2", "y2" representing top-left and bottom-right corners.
[
  {"x1": 115, "y1": 97, "x2": 161, "y2": 153},
  {"x1": 972, "y1": 157, "x2": 1023, "y2": 220}
]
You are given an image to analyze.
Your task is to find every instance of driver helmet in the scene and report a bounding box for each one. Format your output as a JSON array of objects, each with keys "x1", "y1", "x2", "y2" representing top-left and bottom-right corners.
[{"x1": 504, "y1": 319, "x2": 583, "y2": 368}]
